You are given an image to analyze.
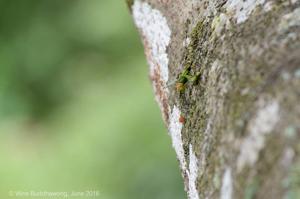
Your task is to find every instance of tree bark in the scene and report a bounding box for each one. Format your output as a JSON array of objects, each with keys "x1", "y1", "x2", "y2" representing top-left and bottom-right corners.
[{"x1": 128, "y1": 0, "x2": 300, "y2": 198}]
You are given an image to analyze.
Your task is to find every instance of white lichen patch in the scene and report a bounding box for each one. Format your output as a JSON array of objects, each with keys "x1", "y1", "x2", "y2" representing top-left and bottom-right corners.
[
  {"x1": 211, "y1": 13, "x2": 230, "y2": 37},
  {"x1": 209, "y1": 60, "x2": 231, "y2": 97},
  {"x1": 237, "y1": 100, "x2": 280, "y2": 172},
  {"x1": 281, "y1": 71, "x2": 292, "y2": 81},
  {"x1": 169, "y1": 106, "x2": 186, "y2": 170},
  {"x1": 204, "y1": 1, "x2": 218, "y2": 17},
  {"x1": 225, "y1": 0, "x2": 265, "y2": 24},
  {"x1": 221, "y1": 168, "x2": 233, "y2": 199},
  {"x1": 263, "y1": 1, "x2": 274, "y2": 12},
  {"x1": 132, "y1": 1, "x2": 172, "y2": 123},
  {"x1": 278, "y1": 7, "x2": 300, "y2": 32},
  {"x1": 183, "y1": 37, "x2": 191, "y2": 47},
  {"x1": 132, "y1": 1, "x2": 171, "y2": 84},
  {"x1": 280, "y1": 147, "x2": 295, "y2": 169},
  {"x1": 295, "y1": 69, "x2": 300, "y2": 78},
  {"x1": 188, "y1": 144, "x2": 199, "y2": 199}
]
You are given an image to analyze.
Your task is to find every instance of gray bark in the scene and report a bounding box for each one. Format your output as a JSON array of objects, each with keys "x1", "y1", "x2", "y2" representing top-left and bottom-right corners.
[{"x1": 128, "y1": 0, "x2": 300, "y2": 198}]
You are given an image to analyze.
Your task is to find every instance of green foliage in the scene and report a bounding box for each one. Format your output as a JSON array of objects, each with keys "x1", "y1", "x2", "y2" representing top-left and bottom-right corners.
[{"x1": 0, "y1": 1, "x2": 185, "y2": 198}]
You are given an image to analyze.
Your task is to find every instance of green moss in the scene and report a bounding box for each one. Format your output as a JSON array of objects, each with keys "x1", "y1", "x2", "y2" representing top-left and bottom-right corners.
[
  {"x1": 284, "y1": 162, "x2": 300, "y2": 199},
  {"x1": 244, "y1": 178, "x2": 260, "y2": 199},
  {"x1": 184, "y1": 19, "x2": 206, "y2": 70},
  {"x1": 179, "y1": 17, "x2": 220, "y2": 198},
  {"x1": 175, "y1": 20, "x2": 207, "y2": 93},
  {"x1": 284, "y1": 126, "x2": 297, "y2": 139},
  {"x1": 213, "y1": 171, "x2": 221, "y2": 188}
]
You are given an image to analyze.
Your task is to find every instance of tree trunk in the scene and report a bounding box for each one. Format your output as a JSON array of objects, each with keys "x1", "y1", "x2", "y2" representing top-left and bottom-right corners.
[{"x1": 128, "y1": 0, "x2": 300, "y2": 198}]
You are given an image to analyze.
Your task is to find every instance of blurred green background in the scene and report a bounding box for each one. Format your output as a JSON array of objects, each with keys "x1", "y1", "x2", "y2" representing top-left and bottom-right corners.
[{"x1": 0, "y1": 1, "x2": 185, "y2": 199}]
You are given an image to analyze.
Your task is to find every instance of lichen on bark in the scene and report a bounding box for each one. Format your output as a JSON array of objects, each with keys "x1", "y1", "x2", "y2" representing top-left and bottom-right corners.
[{"x1": 129, "y1": 0, "x2": 300, "y2": 198}]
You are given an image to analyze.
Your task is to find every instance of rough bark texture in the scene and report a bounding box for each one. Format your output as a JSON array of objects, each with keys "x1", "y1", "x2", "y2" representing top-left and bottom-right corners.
[{"x1": 128, "y1": 0, "x2": 300, "y2": 198}]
